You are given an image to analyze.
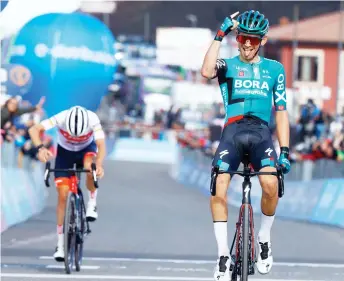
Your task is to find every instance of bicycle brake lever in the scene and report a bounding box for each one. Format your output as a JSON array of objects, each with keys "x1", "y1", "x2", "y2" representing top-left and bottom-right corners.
[
  {"x1": 44, "y1": 162, "x2": 51, "y2": 187},
  {"x1": 91, "y1": 163, "x2": 99, "y2": 188},
  {"x1": 277, "y1": 166, "x2": 284, "y2": 198}
]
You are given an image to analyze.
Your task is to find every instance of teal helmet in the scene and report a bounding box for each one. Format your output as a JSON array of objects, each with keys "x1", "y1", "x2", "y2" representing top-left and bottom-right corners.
[{"x1": 237, "y1": 10, "x2": 269, "y2": 37}]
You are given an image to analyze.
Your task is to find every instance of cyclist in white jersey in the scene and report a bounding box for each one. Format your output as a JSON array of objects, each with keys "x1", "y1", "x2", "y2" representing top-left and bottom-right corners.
[{"x1": 29, "y1": 106, "x2": 106, "y2": 261}]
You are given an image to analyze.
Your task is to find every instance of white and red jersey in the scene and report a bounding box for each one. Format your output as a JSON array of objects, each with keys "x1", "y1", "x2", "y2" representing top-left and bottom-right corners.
[{"x1": 40, "y1": 110, "x2": 105, "y2": 152}]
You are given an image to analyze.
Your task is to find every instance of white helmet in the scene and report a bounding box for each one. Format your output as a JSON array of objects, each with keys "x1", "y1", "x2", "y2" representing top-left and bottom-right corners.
[{"x1": 65, "y1": 106, "x2": 89, "y2": 136}]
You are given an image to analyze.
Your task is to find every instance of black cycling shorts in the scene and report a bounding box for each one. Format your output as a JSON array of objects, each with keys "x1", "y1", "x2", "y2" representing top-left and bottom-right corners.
[
  {"x1": 212, "y1": 117, "x2": 277, "y2": 173},
  {"x1": 54, "y1": 141, "x2": 97, "y2": 179}
]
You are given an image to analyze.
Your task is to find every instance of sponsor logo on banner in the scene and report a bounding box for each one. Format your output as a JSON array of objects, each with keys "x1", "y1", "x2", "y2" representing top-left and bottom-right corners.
[
  {"x1": 9, "y1": 65, "x2": 31, "y2": 87},
  {"x1": 34, "y1": 43, "x2": 116, "y2": 66}
]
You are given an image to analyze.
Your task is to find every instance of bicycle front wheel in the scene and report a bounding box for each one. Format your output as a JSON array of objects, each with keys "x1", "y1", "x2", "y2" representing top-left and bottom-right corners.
[
  {"x1": 64, "y1": 192, "x2": 77, "y2": 274},
  {"x1": 240, "y1": 203, "x2": 250, "y2": 281},
  {"x1": 75, "y1": 195, "x2": 86, "y2": 272}
]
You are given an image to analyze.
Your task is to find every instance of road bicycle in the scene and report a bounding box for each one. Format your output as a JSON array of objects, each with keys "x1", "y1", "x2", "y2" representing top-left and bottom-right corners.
[
  {"x1": 44, "y1": 162, "x2": 99, "y2": 274},
  {"x1": 211, "y1": 153, "x2": 284, "y2": 281}
]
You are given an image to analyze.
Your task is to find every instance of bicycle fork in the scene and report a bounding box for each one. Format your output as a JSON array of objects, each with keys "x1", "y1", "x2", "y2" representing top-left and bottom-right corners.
[{"x1": 75, "y1": 191, "x2": 91, "y2": 245}]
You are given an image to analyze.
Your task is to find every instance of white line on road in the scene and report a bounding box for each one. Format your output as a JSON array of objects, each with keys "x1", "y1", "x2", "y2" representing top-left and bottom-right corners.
[
  {"x1": 46, "y1": 265, "x2": 100, "y2": 270},
  {"x1": 5, "y1": 233, "x2": 56, "y2": 248},
  {"x1": 274, "y1": 262, "x2": 344, "y2": 268},
  {"x1": 0, "y1": 273, "x2": 322, "y2": 280},
  {"x1": 38, "y1": 256, "x2": 344, "y2": 268}
]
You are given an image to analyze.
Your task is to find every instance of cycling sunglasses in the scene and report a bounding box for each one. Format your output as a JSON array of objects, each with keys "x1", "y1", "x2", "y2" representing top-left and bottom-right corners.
[{"x1": 236, "y1": 34, "x2": 262, "y2": 46}]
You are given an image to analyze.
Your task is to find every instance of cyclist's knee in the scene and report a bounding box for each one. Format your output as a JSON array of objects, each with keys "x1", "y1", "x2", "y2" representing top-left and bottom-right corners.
[
  {"x1": 83, "y1": 153, "x2": 95, "y2": 170},
  {"x1": 260, "y1": 176, "x2": 278, "y2": 199},
  {"x1": 55, "y1": 177, "x2": 70, "y2": 201}
]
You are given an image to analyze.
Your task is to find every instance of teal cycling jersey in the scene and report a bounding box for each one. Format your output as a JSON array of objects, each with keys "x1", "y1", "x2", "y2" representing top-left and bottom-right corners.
[{"x1": 214, "y1": 55, "x2": 287, "y2": 126}]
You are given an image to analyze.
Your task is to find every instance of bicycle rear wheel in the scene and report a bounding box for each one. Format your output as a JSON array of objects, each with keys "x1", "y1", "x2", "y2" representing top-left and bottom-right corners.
[
  {"x1": 64, "y1": 192, "x2": 77, "y2": 274},
  {"x1": 75, "y1": 194, "x2": 86, "y2": 272}
]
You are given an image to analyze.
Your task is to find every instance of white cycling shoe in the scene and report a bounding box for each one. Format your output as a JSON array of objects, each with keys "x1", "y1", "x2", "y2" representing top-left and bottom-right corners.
[
  {"x1": 256, "y1": 237, "x2": 273, "y2": 274},
  {"x1": 86, "y1": 202, "x2": 98, "y2": 221},
  {"x1": 86, "y1": 201, "x2": 98, "y2": 222},
  {"x1": 213, "y1": 256, "x2": 231, "y2": 281},
  {"x1": 53, "y1": 245, "x2": 64, "y2": 262}
]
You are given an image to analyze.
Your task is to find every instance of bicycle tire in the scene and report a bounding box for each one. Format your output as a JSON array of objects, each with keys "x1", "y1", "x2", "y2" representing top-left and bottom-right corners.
[
  {"x1": 75, "y1": 194, "x2": 86, "y2": 272},
  {"x1": 240, "y1": 203, "x2": 250, "y2": 281},
  {"x1": 64, "y1": 192, "x2": 76, "y2": 274},
  {"x1": 231, "y1": 205, "x2": 243, "y2": 281}
]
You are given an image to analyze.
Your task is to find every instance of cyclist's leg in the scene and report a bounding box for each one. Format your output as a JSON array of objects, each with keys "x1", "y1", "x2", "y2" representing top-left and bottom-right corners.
[
  {"x1": 211, "y1": 124, "x2": 241, "y2": 280},
  {"x1": 53, "y1": 145, "x2": 75, "y2": 261},
  {"x1": 249, "y1": 126, "x2": 278, "y2": 274},
  {"x1": 81, "y1": 141, "x2": 98, "y2": 221}
]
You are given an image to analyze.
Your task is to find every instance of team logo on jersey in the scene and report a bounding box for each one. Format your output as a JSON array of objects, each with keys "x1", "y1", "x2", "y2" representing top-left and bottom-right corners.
[
  {"x1": 59, "y1": 129, "x2": 93, "y2": 143},
  {"x1": 276, "y1": 73, "x2": 285, "y2": 91},
  {"x1": 239, "y1": 71, "x2": 244, "y2": 77},
  {"x1": 234, "y1": 79, "x2": 270, "y2": 91},
  {"x1": 216, "y1": 59, "x2": 226, "y2": 69},
  {"x1": 235, "y1": 66, "x2": 248, "y2": 71},
  {"x1": 233, "y1": 79, "x2": 269, "y2": 97}
]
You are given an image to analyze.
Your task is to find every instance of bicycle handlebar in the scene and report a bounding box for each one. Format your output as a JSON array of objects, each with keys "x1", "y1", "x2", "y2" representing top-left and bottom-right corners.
[{"x1": 44, "y1": 162, "x2": 99, "y2": 189}]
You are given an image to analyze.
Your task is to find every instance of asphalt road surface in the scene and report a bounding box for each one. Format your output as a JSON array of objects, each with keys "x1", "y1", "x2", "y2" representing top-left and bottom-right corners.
[{"x1": 1, "y1": 160, "x2": 344, "y2": 281}]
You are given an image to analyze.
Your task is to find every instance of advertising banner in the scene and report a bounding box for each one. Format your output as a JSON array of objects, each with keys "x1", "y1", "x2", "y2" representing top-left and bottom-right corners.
[{"x1": 9, "y1": 12, "x2": 117, "y2": 116}]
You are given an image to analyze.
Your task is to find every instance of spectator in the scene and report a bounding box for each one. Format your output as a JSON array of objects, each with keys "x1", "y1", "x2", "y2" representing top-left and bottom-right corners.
[
  {"x1": 1, "y1": 96, "x2": 45, "y2": 130},
  {"x1": 298, "y1": 98, "x2": 321, "y2": 142}
]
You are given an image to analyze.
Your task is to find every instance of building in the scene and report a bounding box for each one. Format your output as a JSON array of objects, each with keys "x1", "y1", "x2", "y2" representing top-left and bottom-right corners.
[{"x1": 267, "y1": 11, "x2": 344, "y2": 115}]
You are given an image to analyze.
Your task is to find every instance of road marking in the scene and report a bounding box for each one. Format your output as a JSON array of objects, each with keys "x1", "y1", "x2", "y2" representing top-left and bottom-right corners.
[
  {"x1": 274, "y1": 262, "x2": 344, "y2": 268},
  {"x1": 39, "y1": 256, "x2": 344, "y2": 268},
  {"x1": 5, "y1": 233, "x2": 56, "y2": 248},
  {"x1": 157, "y1": 266, "x2": 210, "y2": 272},
  {"x1": 0, "y1": 273, "x2": 322, "y2": 280},
  {"x1": 46, "y1": 265, "x2": 100, "y2": 270}
]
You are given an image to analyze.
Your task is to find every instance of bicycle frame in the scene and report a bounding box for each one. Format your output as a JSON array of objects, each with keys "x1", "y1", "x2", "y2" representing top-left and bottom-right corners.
[{"x1": 70, "y1": 174, "x2": 79, "y2": 195}]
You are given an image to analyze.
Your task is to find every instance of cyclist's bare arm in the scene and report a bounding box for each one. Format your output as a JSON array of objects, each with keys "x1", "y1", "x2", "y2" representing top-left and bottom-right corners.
[
  {"x1": 28, "y1": 123, "x2": 46, "y2": 147},
  {"x1": 91, "y1": 112, "x2": 106, "y2": 166},
  {"x1": 201, "y1": 41, "x2": 222, "y2": 79},
  {"x1": 201, "y1": 12, "x2": 239, "y2": 79},
  {"x1": 29, "y1": 111, "x2": 64, "y2": 147},
  {"x1": 275, "y1": 111, "x2": 290, "y2": 148},
  {"x1": 273, "y1": 65, "x2": 289, "y2": 148},
  {"x1": 95, "y1": 138, "x2": 106, "y2": 165}
]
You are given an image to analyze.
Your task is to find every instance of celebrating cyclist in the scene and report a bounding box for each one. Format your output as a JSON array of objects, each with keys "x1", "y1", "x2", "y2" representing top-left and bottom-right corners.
[
  {"x1": 29, "y1": 106, "x2": 106, "y2": 261},
  {"x1": 201, "y1": 10, "x2": 291, "y2": 280}
]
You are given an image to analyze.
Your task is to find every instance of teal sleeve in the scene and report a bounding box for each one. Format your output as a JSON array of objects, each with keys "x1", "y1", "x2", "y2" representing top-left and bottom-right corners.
[{"x1": 273, "y1": 65, "x2": 287, "y2": 111}]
